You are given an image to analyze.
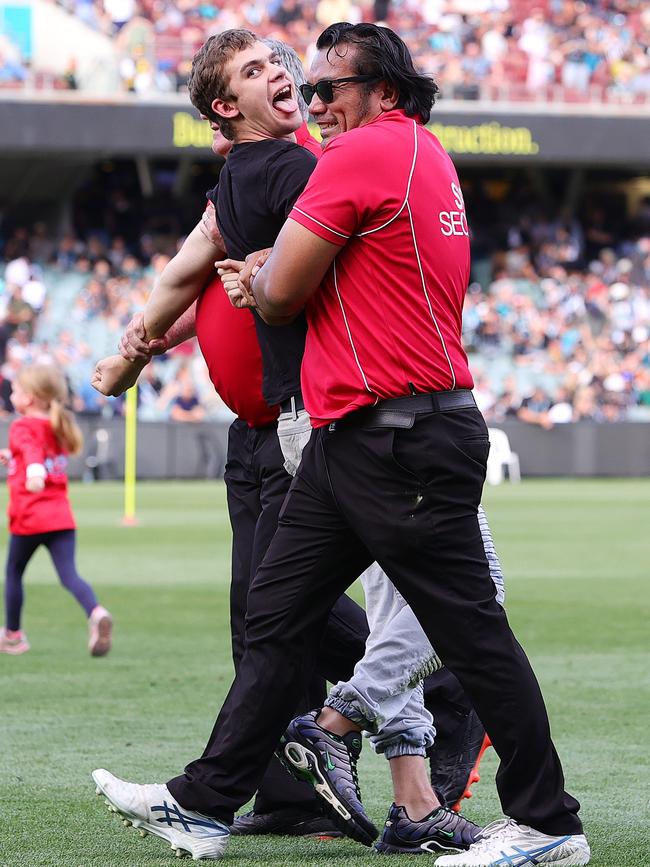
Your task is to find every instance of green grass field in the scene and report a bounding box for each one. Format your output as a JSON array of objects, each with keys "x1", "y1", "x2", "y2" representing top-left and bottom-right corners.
[{"x1": 0, "y1": 479, "x2": 648, "y2": 867}]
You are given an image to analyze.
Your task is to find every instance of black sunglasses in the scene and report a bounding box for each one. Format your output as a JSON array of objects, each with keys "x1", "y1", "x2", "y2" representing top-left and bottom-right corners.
[{"x1": 299, "y1": 75, "x2": 378, "y2": 105}]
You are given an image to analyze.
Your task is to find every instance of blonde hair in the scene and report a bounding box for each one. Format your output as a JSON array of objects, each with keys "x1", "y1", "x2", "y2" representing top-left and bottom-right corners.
[{"x1": 16, "y1": 365, "x2": 83, "y2": 455}]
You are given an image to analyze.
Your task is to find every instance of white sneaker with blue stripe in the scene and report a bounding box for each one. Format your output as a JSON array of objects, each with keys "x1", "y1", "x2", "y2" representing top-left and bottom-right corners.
[
  {"x1": 92, "y1": 769, "x2": 230, "y2": 860},
  {"x1": 435, "y1": 817, "x2": 590, "y2": 867}
]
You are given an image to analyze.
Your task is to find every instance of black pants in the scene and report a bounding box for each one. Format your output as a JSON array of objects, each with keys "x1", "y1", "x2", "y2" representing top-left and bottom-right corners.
[
  {"x1": 169, "y1": 407, "x2": 582, "y2": 835},
  {"x1": 221, "y1": 419, "x2": 369, "y2": 812},
  {"x1": 221, "y1": 418, "x2": 474, "y2": 810}
]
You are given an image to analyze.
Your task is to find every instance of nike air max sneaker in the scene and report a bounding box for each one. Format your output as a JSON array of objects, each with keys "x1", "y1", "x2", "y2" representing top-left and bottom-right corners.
[
  {"x1": 428, "y1": 709, "x2": 491, "y2": 810},
  {"x1": 92, "y1": 769, "x2": 230, "y2": 860},
  {"x1": 277, "y1": 710, "x2": 378, "y2": 846},
  {"x1": 434, "y1": 818, "x2": 590, "y2": 866},
  {"x1": 376, "y1": 802, "x2": 482, "y2": 855}
]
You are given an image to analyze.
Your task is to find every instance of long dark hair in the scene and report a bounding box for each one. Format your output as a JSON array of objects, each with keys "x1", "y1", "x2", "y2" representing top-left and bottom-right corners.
[{"x1": 316, "y1": 22, "x2": 439, "y2": 124}]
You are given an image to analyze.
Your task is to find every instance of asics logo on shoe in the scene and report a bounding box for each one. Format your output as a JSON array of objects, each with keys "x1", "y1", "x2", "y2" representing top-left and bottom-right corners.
[
  {"x1": 490, "y1": 836, "x2": 572, "y2": 866},
  {"x1": 152, "y1": 801, "x2": 226, "y2": 834},
  {"x1": 324, "y1": 751, "x2": 336, "y2": 772}
]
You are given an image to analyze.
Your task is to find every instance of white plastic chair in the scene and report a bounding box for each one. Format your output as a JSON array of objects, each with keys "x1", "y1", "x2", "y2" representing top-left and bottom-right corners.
[
  {"x1": 83, "y1": 428, "x2": 116, "y2": 482},
  {"x1": 486, "y1": 427, "x2": 521, "y2": 485}
]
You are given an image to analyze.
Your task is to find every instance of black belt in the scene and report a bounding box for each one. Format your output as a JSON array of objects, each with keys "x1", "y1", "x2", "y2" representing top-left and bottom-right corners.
[
  {"x1": 279, "y1": 394, "x2": 305, "y2": 415},
  {"x1": 330, "y1": 389, "x2": 476, "y2": 430}
]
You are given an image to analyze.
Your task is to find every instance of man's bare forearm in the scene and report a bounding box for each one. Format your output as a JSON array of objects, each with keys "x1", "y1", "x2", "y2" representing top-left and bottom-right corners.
[
  {"x1": 92, "y1": 354, "x2": 148, "y2": 396},
  {"x1": 252, "y1": 221, "x2": 339, "y2": 323},
  {"x1": 142, "y1": 222, "x2": 224, "y2": 339},
  {"x1": 163, "y1": 302, "x2": 198, "y2": 348},
  {"x1": 93, "y1": 219, "x2": 216, "y2": 397}
]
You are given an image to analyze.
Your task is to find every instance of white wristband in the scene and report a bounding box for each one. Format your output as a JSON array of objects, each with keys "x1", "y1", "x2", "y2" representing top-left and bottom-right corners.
[{"x1": 26, "y1": 463, "x2": 46, "y2": 479}]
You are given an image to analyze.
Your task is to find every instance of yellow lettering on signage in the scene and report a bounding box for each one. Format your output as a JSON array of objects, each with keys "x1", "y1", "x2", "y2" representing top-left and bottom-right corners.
[
  {"x1": 173, "y1": 112, "x2": 214, "y2": 148},
  {"x1": 172, "y1": 114, "x2": 540, "y2": 155},
  {"x1": 427, "y1": 122, "x2": 540, "y2": 155}
]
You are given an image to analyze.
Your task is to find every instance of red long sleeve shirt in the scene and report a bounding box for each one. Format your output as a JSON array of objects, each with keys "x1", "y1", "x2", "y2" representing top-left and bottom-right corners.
[{"x1": 6, "y1": 416, "x2": 76, "y2": 535}]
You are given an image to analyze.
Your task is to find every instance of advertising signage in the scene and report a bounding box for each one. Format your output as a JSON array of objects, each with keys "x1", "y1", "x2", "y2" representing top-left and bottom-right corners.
[
  {"x1": 1, "y1": 98, "x2": 648, "y2": 166},
  {"x1": 172, "y1": 111, "x2": 542, "y2": 157}
]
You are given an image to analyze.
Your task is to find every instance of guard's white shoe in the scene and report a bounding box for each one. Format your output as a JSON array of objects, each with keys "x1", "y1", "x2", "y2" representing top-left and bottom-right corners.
[
  {"x1": 92, "y1": 769, "x2": 230, "y2": 860},
  {"x1": 435, "y1": 818, "x2": 590, "y2": 867}
]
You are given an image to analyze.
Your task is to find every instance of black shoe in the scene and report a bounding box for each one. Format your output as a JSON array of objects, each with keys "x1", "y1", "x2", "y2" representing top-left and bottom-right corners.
[
  {"x1": 375, "y1": 803, "x2": 482, "y2": 855},
  {"x1": 231, "y1": 806, "x2": 343, "y2": 837},
  {"x1": 276, "y1": 710, "x2": 378, "y2": 846},
  {"x1": 428, "y1": 709, "x2": 491, "y2": 810}
]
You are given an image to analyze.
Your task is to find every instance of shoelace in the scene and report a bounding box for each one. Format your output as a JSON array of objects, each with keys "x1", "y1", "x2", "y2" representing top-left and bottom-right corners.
[
  {"x1": 470, "y1": 817, "x2": 520, "y2": 852},
  {"x1": 320, "y1": 721, "x2": 363, "y2": 802},
  {"x1": 333, "y1": 737, "x2": 363, "y2": 802},
  {"x1": 351, "y1": 759, "x2": 362, "y2": 800},
  {"x1": 437, "y1": 806, "x2": 480, "y2": 833}
]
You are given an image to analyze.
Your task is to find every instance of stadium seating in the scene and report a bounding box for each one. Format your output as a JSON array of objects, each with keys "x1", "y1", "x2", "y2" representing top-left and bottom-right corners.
[
  {"x1": 0, "y1": 0, "x2": 647, "y2": 103},
  {"x1": 1, "y1": 188, "x2": 648, "y2": 424}
]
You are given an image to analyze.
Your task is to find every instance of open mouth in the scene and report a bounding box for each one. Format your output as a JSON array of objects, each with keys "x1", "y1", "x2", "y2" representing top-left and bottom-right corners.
[
  {"x1": 319, "y1": 120, "x2": 339, "y2": 136},
  {"x1": 272, "y1": 84, "x2": 298, "y2": 114}
]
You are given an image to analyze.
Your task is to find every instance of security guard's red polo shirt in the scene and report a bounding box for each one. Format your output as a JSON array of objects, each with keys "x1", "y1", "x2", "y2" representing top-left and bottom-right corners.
[{"x1": 289, "y1": 109, "x2": 474, "y2": 427}]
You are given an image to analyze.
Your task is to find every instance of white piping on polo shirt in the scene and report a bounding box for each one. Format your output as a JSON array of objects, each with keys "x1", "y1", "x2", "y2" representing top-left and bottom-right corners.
[
  {"x1": 406, "y1": 199, "x2": 456, "y2": 389},
  {"x1": 292, "y1": 207, "x2": 350, "y2": 239},
  {"x1": 332, "y1": 260, "x2": 376, "y2": 398},
  {"x1": 353, "y1": 119, "x2": 418, "y2": 238}
]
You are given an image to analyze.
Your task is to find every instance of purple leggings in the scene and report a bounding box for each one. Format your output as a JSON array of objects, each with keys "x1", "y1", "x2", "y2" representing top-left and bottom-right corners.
[{"x1": 4, "y1": 530, "x2": 98, "y2": 631}]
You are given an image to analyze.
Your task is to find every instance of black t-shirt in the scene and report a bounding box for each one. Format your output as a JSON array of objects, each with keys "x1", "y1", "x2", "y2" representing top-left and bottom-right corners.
[{"x1": 209, "y1": 138, "x2": 317, "y2": 407}]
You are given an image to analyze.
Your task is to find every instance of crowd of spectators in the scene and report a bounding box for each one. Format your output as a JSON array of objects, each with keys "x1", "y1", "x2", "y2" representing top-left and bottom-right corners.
[
  {"x1": 1, "y1": 181, "x2": 649, "y2": 427},
  {"x1": 0, "y1": 231, "x2": 235, "y2": 425},
  {"x1": 465, "y1": 226, "x2": 650, "y2": 425},
  {"x1": 1, "y1": 0, "x2": 649, "y2": 102}
]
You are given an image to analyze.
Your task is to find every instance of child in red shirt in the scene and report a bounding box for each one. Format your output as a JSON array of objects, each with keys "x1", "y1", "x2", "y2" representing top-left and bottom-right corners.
[{"x1": 0, "y1": 364, "x2": 112, "y2": 656}]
